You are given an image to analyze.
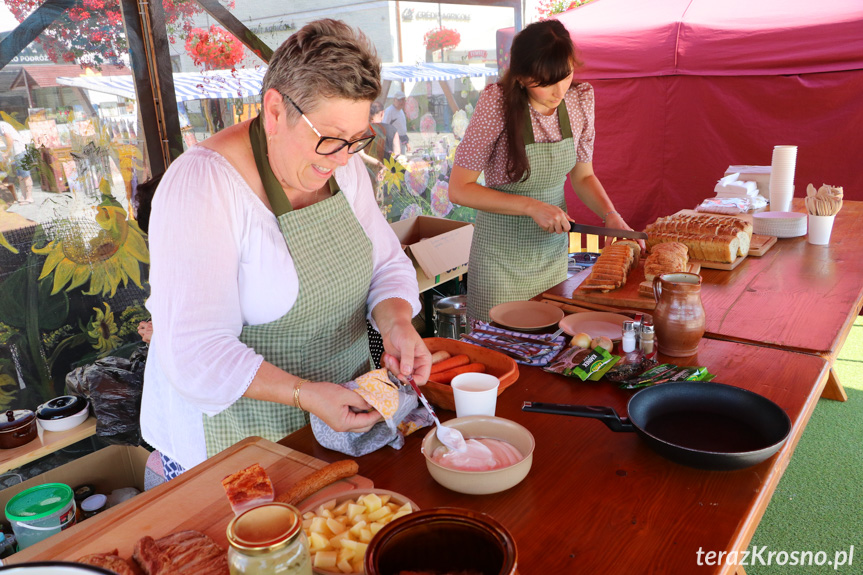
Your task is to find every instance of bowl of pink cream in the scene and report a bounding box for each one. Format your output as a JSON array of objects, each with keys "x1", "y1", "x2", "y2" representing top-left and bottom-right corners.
[{"x1": 421, "y1": 416, "x2": 535, "y2": 495}]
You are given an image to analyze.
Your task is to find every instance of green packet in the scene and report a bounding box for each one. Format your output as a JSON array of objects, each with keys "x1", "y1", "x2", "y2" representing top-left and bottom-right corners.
[
  {"x1": 544, "y1": 345, "x2": 620, "y2": 381},
  {"x1": 619, "y1": 363, "x2": 715, "y2": 390}
]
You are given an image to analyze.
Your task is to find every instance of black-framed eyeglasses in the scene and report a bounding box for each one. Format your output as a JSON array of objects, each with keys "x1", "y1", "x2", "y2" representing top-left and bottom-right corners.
[{"x1": 282, "y1": 92, "x2": 376, "y2": 155}]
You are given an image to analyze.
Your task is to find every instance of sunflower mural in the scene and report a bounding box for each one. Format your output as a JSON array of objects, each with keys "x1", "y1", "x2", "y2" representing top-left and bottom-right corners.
[
  {"x1": 378, "y1": 145, "x2": 475, "y2": 225},
  {"x1": 0, "y1": 176, "x2": 151, "y2": 409},
  {"x1": 87, "y1": 303, "x2": 122, "y2": 355},
  {"x1": 0, "y1": 232, "x2": 18, "y2": 254},
  {"x1": 32, "y1": 181, "x2": 149, "y2": 297}
]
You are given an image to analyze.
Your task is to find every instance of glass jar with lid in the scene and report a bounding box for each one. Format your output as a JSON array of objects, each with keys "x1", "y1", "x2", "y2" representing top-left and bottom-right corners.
[{"x1": 226, "y1": 502, "x2": 312, "y2": 575}]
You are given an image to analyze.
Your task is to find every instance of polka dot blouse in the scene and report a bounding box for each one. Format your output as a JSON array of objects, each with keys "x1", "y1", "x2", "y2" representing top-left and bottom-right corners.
[{"x1": 454, "y1": 82, "x2": 596, "y2": 187}]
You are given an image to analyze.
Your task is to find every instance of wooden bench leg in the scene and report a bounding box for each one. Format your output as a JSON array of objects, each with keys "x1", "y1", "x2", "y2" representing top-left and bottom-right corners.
[{"x1": 820, "y1": 367, "x2": 848, "y2": 402}]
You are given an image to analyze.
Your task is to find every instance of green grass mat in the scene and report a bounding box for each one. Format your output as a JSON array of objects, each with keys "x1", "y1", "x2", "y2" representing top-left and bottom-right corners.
[{"x1": 748, "y1": 316, "x2": 863, "y2": 574}]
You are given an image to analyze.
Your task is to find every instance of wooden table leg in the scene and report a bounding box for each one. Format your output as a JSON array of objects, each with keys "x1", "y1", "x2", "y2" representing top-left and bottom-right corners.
[
  {"x1": 820, "y1": 366, "x2": 849, "y2": 402},
  {"x1": 736, "y1": 566, "x2": 747, "y2": 575}
]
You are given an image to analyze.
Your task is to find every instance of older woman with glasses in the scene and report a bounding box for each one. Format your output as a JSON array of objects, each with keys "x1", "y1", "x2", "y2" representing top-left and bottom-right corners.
[{"x1": 141, "y1": 19, "x2": 430, "y2": 478}]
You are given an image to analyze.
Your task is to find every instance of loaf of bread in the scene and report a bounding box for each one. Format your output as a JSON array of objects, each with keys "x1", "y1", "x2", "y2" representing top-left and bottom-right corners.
[
  {"x1": 646, "y1": 213, "x2": 752, "y2": 257},
  {"x1": 647, "y1": 231, "x2": 739, "y2": 264},
  {"x1": 644, "y1": 242, "x2": 689, "y2": 281},
  {"x1": 579, "y1": 241, "x2": 638, "y2": 292}
]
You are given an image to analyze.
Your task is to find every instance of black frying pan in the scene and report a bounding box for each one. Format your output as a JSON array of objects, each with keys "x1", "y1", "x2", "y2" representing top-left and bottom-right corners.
[{"x1": 522, "y1": 381, "x2": 792, "y2": 471}]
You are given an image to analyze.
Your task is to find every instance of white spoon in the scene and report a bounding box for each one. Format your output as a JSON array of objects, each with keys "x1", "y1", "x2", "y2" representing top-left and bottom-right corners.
[{"x1": 405, "y1": 375, "x2": 467, "y2": 452}]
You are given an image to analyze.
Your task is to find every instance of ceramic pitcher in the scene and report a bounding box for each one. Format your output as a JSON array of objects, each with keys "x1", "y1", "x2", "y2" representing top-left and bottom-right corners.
[{"x1": 652, "y1": 273, "x2": 706, "y2": 357}]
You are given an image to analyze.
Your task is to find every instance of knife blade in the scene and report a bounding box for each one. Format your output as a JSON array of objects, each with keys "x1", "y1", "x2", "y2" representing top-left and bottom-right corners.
[{"x1": 568, "y1": 222, "x2": 647, "y2": 240}]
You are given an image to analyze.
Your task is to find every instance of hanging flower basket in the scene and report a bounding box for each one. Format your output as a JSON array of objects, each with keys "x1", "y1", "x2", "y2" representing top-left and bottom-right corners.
[
  {"x1": 184, "y1": 25, "x2": 245, "y2": 70},
  {"x1": 424, "y1": 27, "x2": 461, "y2": 54}
]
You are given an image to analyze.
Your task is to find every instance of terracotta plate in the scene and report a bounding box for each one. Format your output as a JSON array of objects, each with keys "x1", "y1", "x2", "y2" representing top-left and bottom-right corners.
[
  {"x1": 558, "y1": 311, "x2": 630, "y2": 340},
  {"x1": 488, "y1": 301, "x2": 564, "y2": 331}
]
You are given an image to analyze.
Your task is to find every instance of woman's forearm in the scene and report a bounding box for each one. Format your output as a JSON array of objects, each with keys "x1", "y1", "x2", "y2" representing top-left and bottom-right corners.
[{"x1": 448, "y1": 165, "x2": 536, "y2": 216}]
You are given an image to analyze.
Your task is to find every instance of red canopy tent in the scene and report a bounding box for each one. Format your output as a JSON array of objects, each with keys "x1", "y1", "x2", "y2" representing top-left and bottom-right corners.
[{"x1": 556, "y1": 0, "x2": 863, "y2": 230}]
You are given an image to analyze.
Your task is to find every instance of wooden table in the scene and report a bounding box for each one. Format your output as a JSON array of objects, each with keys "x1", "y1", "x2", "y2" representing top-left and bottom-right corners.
[
  {"x1": 697, "y1": 199, "x2": 863, "y2": 402},
  {"x1": 544, "y1": 199, "x2": 863, "y2": 402},
  {"x1": 281, "y1": 339, "x2": 829, "y2": 575}
]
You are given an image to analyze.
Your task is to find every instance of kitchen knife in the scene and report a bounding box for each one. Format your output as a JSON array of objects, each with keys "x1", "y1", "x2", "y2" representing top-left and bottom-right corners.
[{"x1": 568, "y1": 222, "x2": 648, "y2": 240}]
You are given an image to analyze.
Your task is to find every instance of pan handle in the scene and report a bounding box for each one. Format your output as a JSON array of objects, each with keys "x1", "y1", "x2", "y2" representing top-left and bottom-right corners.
[{"x1": 522, "y1": 402, "x2": 635, "y2": 432}]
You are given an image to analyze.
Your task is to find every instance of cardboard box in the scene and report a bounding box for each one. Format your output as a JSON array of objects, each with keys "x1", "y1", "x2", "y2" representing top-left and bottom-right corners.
[
  {"x1": 389, "y1": 216, "x2": 473, "y2": 292},
  {"x1": 0, "y1": 445, "x2": 149, "y2": 519}
]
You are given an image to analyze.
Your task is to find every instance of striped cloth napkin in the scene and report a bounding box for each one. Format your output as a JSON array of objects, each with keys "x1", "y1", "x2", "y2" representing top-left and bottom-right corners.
[{"x1": 460, "y1": 322, "x2": 567, "y2": 366}]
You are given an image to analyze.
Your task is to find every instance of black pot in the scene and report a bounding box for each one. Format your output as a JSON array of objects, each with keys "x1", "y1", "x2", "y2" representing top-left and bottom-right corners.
[{"x1": 0, "y1": 409, "x2": 37, "y2": 449}]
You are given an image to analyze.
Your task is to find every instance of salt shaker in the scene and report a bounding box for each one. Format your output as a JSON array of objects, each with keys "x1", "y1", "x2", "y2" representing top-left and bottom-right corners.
[
  {"x1": 640, "y1": 320, "x2": 656, "y2": 356},
  {"x1": 622, "y1": 321, "x2": 637, "y2": 353}
]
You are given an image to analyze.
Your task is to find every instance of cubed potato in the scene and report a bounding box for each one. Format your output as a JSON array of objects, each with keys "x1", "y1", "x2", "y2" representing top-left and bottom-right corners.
[
  {"x1": 337, "y1": 558, "x2": 354, "y2": 573},
  {"x1": 333, "y1": 500, "x2": 351, "y2": 515},
  {"x1": 359, "y1": 528, "x2": 373, "y2": 543},
  {"x1": 369, "y1": 522, "x2": 384, "y2": 535},
  {"x1": 328, "y1": 531, "x2": 350, "y2": 548},
  {"x1": 308, "y1": 532, "x2": 330, "y2": 552},
  {"x1": 314, "y1": 550, "x2": 338, "y2": 569},
  {"x1": 347, "y1": 503, "x2": 366, "y2": 520},
  {"x1": 341, "y1": 538, "x2": 358, "y2": 551},
  {"x1": 309, "y1": 517, "x2": 329, "y2": 535},
  {"x1": 348, "y1": 520, "x2": 367, "y2": 537},
  {"x1": 362, "y1": 493, "x2": 383, "y2": 513},
  {"x1": 326, "y1": 518, "x2": 346, "y2": 535},
  {"x1": 366, "y1": 506, "x2": 392, "y2": 522}
]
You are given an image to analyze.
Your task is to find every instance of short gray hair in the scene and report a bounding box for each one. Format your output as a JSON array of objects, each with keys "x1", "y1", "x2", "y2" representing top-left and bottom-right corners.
[{"x1": 262, "y1": 19, "x2": 381, "y2": 121}]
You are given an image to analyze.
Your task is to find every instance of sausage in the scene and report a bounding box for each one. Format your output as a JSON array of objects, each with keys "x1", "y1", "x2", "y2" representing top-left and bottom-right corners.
[
  {"x1": 431, "y1": 362, "x2": 486, "y2": 384},
  {"x1": 276, "y1": 460, "x2": 360, "y2": 506}
]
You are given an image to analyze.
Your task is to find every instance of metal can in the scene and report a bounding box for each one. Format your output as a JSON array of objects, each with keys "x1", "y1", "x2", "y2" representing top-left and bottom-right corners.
[{"x1": 226, "y1": 502, "x2": 312, "y2": 575}]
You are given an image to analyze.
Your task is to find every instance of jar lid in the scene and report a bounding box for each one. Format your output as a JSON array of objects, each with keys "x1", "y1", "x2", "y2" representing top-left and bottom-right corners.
[
  {"x1": 227, "y1": 502, "x2": 301, "y2": 554},
  {"x1": 36, "y1": 395, "x2": 88, "y2": 420},
  {"x1": 80, "y1": 493, "x2": 108, "y2": 512},
  {"x1": 5, "y1": 483, "x2": 73, "y2": 522},
  {"x1": 0, "y1": 410, "x2": 35, "y2": 432},
  {"x1": 434, "y1": 295, "x2": 467, "y2": 315}
]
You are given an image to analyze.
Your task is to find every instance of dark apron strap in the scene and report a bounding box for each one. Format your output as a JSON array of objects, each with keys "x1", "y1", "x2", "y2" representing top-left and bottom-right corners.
[
  {"x1": 248, "y1": 115, "x2": 338, "y2": 216},
  {"x1": 522, "y1": 98, "x2": 573, "y2": 146}
]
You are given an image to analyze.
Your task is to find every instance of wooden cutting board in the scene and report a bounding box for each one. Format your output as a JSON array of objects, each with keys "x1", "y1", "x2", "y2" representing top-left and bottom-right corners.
[
  {"x1": 748, "y1": 234, "x2": 777, "y2": 256},
  {"x1": 9, "y1": 437, "x2": 373, "y2": 564},
  {"x1": 557, "y1": 261, "x2": 701, "y2": 311}
]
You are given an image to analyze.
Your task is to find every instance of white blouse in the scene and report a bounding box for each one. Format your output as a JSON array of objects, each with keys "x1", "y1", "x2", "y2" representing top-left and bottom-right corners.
[{"x1": 141, "y1": 146, "x2": 420, "y2": 470}]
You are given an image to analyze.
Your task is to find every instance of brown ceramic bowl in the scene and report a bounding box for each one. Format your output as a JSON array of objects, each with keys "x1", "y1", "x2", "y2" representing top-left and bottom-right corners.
[
  {"x1": 421, "y1": 416, "x2": 535, "y2": 495},
  {"x1": 423, "y1": 338, "x2": 519, "y2": 412},
  {"x1": 364, "y1": 507, "x2": 518, "y2": 575}
]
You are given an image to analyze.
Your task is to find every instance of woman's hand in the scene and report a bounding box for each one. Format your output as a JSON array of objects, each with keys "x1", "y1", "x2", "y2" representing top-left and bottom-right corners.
[
  {"x1": 372, "y1": 299, "x2": 432, "y2": 385},
  {"x1": 528, "y1": 199, "x2": 573, "y2": 234},
  {"x1": 137, "y1": 321, "x2": 153, "y2": 344},
  {"x1": 380, "y1": 321, "x2": 432, "y2": 385},
  {"x1": 605, "y1": 211, "x2": 645, "y2": 251},
  {"x1": 301, "y1": 381, "x2": 383, "y2": 433}
]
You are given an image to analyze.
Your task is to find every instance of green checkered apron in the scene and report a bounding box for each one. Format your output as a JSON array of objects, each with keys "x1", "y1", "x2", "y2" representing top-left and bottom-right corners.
[
  {"x1": 467, "y1": 101, "x2": 578, "y2": 322},
  {"x1": 203, "y1": 118, "x2": 373, "y2": 457}
]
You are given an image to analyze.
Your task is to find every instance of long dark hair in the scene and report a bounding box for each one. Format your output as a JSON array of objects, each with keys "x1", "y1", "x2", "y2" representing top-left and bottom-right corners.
[{"x1": 500, "y1": 19, "x2": 580, "y2": 183}]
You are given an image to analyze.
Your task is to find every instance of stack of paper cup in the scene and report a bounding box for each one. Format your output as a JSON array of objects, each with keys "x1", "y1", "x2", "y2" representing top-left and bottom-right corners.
[{"x1": 769, "y1": 145, "x2": 797, "y2": 211}]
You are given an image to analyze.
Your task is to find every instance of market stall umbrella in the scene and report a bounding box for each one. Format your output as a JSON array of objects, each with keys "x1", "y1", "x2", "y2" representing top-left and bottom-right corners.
[
  {"x1": 381, "y1": 62, "x2": 499, "y2": 114},
  {"x1": 55, "y1": 67, "x2": 268, "y2": 102}
]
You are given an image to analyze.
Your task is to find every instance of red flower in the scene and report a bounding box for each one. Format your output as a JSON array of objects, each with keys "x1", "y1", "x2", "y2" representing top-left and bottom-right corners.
[
  {"x1": 424, "y1": 27, "x2": 461, "y2": 53},
  {"x1": 3, "y1": 0, "x2": 203, "y2": 70},
  {"x1": 184, "y1": 25, "x2": 245, "y2": 70}
]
